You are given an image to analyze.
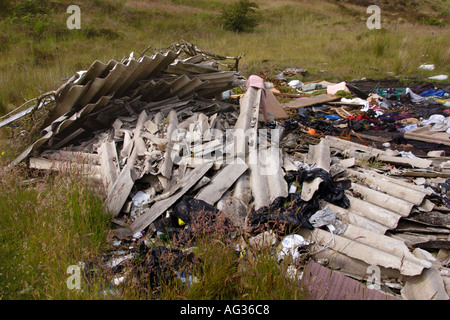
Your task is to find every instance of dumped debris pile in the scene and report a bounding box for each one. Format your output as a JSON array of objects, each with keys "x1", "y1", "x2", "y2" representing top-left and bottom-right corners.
[{"x1": 3, "y1": 44, "x2": 450, "y2": 300}]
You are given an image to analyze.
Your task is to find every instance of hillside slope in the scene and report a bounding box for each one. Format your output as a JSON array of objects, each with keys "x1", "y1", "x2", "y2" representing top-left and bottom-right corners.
[{"x1": 0, "y1": 0, "x2": 448, "y2": 114}]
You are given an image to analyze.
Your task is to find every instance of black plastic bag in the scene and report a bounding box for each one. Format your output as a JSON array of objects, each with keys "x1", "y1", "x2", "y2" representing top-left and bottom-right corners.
[
  {"x1": 249, "y1": 193, "x2": 316, "y2": 231},
  {"x1": 286, "y1": 168, "x2": 351, "y2": 209}
]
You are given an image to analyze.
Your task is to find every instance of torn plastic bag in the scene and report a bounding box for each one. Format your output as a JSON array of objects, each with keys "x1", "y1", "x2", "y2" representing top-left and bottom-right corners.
[
  {"x1": 296, "y1": 108, "x2": 311, "y2": 125},
  {"x1": 277, "y1": 234, "x2": 310, "y2": 261},
  {"x1": 286, "y1": 168, "x2": 351, "y2": 208},
  {"x1": 249, "y1": 193, "x2": 317, "y2": 231},
  {"x1": 309, "y1": 205, "x2": 337, "y2": 228},
  {"x1": 282, "y1": 118, "x2": 301, "y2": 133}
]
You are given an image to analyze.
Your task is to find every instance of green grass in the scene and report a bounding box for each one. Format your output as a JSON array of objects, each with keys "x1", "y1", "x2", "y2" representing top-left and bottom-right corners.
[
  {"x1": 0, "y1": 167, "x2": 112, "y2": 299},
  {"x1": 121, "y1": 234, "x2": 304, "y2": 300}
]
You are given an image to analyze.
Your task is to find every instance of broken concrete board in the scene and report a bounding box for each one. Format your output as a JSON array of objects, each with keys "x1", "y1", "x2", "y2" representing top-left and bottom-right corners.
[
  {"x1": 56, "y1": 150, "x2": 100, "y2": 164},
  {"x1": 260, "y1": 147, "x2": 289, "y2": 204},
  {"x1": 196, "y1": 163, "x2": 248, "y2": 205},
  {"x1": 233, "y1": 87, "x2": 262, "y2": 159},
  {"x1": 29, "y1": 157, "x2": 102, "y2": 185},
  {"x1": 10, "y1": 131, "x2": 53, "y2": 167},
  {"x1": 249, "y1": 150, "x2": 270, "y2": 210},
  {"x1": 427, "y1": 150, "x2": 446, "y2": 157},
  {"x1": 325, "y1": 135, "x2": 386, "y2": 156},
  {"x1": 217, "y1": 196, "x2": 249, "y2": 228},
  {"x1": 301, "y1": 139, "x2": 330, "y2": 202},
  {"x1": 412, "y1": 240, "x2": 450, "y2": 250},
  {"x1": 358, "y1": 168, "x2": 433, "y2": 196},
  {"x1": 401, "y1": 267, "x2": 449, "y2": 300},
  {"x1": 339, "y1": 157, "x2": 355, "y2": 168},
  {"x1": 306, "y1": 138, "x2": 331, "y2": 169},
  {"x1": 130, "y1": 161, "x2": 213, "y2": 234},
  {"x1": 159, "y1": 110, "x2": 178, "y2": 179},
  {"x1": 410, "y1": 211, "x2": 450, "y2": 228},
  {"x1": 144, "y1": 119, "x2": 159, "y2": 134},
  {"x1": 120, "y1": 131, "x2": 133, "y2": 159},
  {"x1": 98, "y1": 139, "x2": 120, "y2": 193},
  {"x1": 232, "y1": 172, "x2": 252, "y2": 205},
  {"x1": 104, "y1": 167, "x2": 134, "y2": 217},
  {"x1": 377, "y1": 154, "x2": 433, "y2": 169}
]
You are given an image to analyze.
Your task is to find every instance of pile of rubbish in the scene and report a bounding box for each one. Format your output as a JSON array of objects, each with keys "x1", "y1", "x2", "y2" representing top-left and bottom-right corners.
[{"x1": 3, "y1": 43, "x2": 450, "y2": 300}]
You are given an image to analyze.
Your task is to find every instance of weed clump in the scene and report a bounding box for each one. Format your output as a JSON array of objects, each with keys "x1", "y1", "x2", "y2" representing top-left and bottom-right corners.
[{"x1": 220, "y1": 0, "x2": 261, "y2": 33}]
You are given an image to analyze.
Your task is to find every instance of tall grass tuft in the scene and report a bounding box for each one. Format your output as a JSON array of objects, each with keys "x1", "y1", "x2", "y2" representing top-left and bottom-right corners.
[{"x1": 0, "y1": 166, "x2": 111, "y2": 299}]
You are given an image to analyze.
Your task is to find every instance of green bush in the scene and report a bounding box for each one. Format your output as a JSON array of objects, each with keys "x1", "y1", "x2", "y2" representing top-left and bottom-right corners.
[
  {"x1": 418, "y1": 16, "x2": 446, "y2": 27},
  {"x1": 6, "y1": 0, "x2": 56, "y2": 39},
  {"x1": 220, "y1": 0, "x2": 261, "y2": 33},
  {"x1": 9, "y1": 0, "x2": 46, "y2": 17}
]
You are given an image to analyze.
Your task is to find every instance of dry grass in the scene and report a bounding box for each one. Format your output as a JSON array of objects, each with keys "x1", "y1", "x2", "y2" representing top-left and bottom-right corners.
[{"x1": 1, "y1": 0, "x2": 449, "y2": 115}]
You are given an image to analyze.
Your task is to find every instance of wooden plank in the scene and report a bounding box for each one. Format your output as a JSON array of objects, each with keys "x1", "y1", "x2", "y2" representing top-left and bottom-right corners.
[
  {"x1": 196, "y1": 163, "x2": 248, "y2": 205},
  {"x1": 103, "y1": 167, "x2": 134, "y2": 217},
  {"x1": 265, "y1": 89, "x2": 289, "y2": 120},
  {"x1": 351, "y1": 132, "x2": 392, "y2": 143},
  {"x1": 405, "y1": 125, "x2": 450, "y2": 146},
  {"x1": 281, "y1": 94, "x2": 340, "y2": 109},
  {"x1": 130, "y1": 161, "x2": 213, "y2": 234}
]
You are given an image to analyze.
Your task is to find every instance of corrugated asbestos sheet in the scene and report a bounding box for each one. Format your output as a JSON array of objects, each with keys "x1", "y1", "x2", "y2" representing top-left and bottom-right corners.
[
  {"x1": 297, "y1": 136, "x2": 436, "y2": 283},
  {"x1": 10, "y1": 51, "x2": 243, "y2": 166},
  {"x1": 233, "y1": 86, "x2": 288, "y2": 211}
]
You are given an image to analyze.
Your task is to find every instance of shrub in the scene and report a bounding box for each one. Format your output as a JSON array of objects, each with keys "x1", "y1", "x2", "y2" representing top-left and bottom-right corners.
[
  {"x1": 418, "y1": 16, "x2": 446, "y2": 27},
  {"x1": 220, "y1": 0, "x2": 261, "y2": 33}
]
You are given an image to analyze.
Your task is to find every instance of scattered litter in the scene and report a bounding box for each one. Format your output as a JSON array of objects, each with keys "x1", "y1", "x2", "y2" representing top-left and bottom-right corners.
[
  {"x1": 428, "y1": 75, "x2": 449, "y2": 81},
  {"x1": 278, "y1": 234, "x2": 310, "y2": 261},
  {"x1": 4, "y1": 41, "x2": 450, "y2": 300},
  {"x1": 419, "y1": 64, "x2": 435, "y2": 71}
]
